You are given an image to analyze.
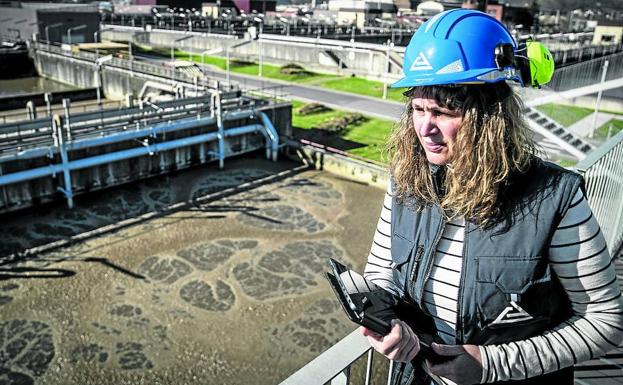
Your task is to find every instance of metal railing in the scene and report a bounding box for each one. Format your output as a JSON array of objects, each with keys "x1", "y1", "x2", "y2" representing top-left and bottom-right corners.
[
  {"x1": 575, "y1": 129, "x2": 623, "y2": 256},
  {"x1": 0, "y1": 93, "x2": 282, "y2": 209},
  {"x1": 281, "y1": 130, "x2": 623, "y2": 385},
  {"x1": 279, "y1": 329, "x2": 383, "y2": 385},
  {"x1": 550, "y1": 43, "x2": 623, "y2": 67},
  {"x1": 548, "y1": 51, "x2": 623, "y2": 92}
]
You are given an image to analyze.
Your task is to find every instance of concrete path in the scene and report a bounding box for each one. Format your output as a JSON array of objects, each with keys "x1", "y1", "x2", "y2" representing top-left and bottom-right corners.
[{"x1": 568, "y1": 112, "x2": 618, "y2": 138}]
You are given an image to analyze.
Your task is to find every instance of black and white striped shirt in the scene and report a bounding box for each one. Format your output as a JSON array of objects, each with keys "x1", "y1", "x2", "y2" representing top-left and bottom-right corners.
[{"x1": 364, "y1": 182, "x2": 623, "y2": 382}]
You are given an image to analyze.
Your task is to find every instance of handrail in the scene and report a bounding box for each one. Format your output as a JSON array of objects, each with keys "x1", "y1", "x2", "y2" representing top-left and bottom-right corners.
[
  {"x1": 575, "y1": 129, "x2": 623, "y2": 256},
  {"x1": 279, "y1": 329, "x2": 376, "y2": 385}
]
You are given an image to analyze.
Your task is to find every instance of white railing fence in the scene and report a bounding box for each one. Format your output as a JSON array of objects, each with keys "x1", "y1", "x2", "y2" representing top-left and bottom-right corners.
[
  {"x1": 278, "y1": 329, "x2": 392, "y2": 385},
  {"x1": 575, "y1": 129, "x2": 623, "y2": 256}
]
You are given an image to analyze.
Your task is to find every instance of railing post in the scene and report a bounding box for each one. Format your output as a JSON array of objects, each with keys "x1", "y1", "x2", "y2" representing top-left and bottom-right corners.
[
  {"x1": 330, "y1": 367, "x2": 350, "y2": 385},
  {"x1": 215, "y1": 91, "x2": 225, "y2": 168},
  {"x1": 62, "y1": 98, "x2": 72, "y2": 142},
  {"x1": 610, "y1": 180, "x2": 623, "y2": 251},
  {"x1": 52, "y1": 114, "x2": 74, "y2": 209},
  {"x1": 364, "y1": 350, "x2": 374, "y2": 385},
  {"x1": 43, "y1": 92, "x2": 52, "y2": 116},
  {"x1": 589, "y1": 59, "x2": 609, "y2": 138},
  {"x1": 386, "y1": 360, "x2": 394, "y2": 385}
]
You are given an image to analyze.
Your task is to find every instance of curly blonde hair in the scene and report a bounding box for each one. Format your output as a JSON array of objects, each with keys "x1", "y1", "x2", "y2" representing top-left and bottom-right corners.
[{"x1": 387, "y1": 83, "x2": 537, "y2": 226}]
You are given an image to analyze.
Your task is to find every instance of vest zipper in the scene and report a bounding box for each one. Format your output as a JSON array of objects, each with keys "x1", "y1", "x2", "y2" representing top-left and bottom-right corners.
[
  {"x1": 409, "y1": 246, "x2": 425, "y2": 283},
  {"x1": 455, "y1": 220, "x2": 469, "y2": 343},
  {"x1": 417, "y1": 213, "x2": 445, "y2": 305}
]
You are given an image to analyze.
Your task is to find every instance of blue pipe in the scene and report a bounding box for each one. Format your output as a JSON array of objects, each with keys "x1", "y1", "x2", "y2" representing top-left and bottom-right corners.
[
  {"x1": 0, "y1": 109, "x2": 264, "y2": 163},
  {"x1": 0, "y1": 124, "x2": 263, "y2": 187},
  {"x1": 259, "y1": 112, "x2": 279, "y2": 161}
]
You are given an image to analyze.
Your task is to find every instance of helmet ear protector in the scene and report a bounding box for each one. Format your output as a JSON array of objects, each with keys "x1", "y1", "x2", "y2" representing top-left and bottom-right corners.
[{"x1": 494, "y1": 41, "x2": 554, "y2": 88}]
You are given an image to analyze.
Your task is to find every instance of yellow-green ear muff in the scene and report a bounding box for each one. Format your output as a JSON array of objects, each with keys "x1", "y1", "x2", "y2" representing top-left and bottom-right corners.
[{"x1": 526, "y1": 41, "x2": 555, "y2": 87}]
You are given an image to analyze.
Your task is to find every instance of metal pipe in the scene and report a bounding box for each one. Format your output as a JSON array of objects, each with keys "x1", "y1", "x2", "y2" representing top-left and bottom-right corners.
[
  {"x1": 63, "y1": 98, "x2": 72, "y2": 142},
  {"x1": 259, "y1": 111, "x2": 279, "y2": 161}
]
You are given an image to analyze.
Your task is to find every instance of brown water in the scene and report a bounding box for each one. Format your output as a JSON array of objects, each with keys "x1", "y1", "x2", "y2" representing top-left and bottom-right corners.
[
  {"x1": 0, "y1": 77, "x2": 77, "y2": 97},
  {"x1": 0, "y1": 155, "x2": 385, "y2": 385}
]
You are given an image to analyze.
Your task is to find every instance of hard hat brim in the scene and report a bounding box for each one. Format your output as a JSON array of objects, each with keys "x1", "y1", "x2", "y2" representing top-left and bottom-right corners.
[{"x1": 390, "y1": 68, "x2": 511, "y2": 88}]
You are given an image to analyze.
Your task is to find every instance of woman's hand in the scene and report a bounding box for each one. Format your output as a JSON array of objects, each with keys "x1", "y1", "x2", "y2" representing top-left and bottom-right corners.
[
  {"x1": 360, "y1": 320, "x2": 420, "y2": 362},
  {"x1": 427, "y1": 343, "x2": 483, "y2": 385}
]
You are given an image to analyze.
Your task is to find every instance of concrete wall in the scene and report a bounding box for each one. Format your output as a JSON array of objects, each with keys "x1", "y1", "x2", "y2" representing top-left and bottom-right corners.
[
  {"x1": 101, "y1": 26, "x2": 404, "y2": 81},
  {"x1": 289, "y1": 141, "x2": 388, "y2": 190},
  {"x1": 0, "y1": 133, "x2": 260, "y2": 213},
  {"x1": 32, "y1": 48, "x2": 194, "y2": 101},
  {"x1": 0, "y1": 7, "x2": 37, "y2": 41}
]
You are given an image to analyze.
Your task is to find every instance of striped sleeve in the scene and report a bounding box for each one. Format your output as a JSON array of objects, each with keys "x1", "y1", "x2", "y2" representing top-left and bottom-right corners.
[
  {"x1": 481, "y1": 189, "x2": 623, "y2": 382},
  {"x1": 364, "y1": 181, "x2": 402, "y2": 297}
]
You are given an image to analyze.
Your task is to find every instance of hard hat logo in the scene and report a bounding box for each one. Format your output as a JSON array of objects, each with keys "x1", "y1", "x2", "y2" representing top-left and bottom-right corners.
[{"x1": 410, "y1": 53, "x2": 433, "y2": 71}]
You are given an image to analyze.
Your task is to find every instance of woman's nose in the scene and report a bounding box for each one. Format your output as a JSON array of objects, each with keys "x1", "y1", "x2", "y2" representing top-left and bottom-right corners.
[{"x1": 418, "y1": 113, "x2": 438, "y2": 137}]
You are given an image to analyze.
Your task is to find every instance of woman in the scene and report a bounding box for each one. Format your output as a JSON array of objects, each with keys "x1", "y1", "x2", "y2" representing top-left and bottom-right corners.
[{"x1": 362, "y1": 9, "x2": 623, "y2": 385}]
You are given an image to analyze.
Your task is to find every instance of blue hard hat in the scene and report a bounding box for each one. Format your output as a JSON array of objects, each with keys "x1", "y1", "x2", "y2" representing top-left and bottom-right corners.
[{"x1": 392, "y1": 9, "x2": 522, "y2": 88}]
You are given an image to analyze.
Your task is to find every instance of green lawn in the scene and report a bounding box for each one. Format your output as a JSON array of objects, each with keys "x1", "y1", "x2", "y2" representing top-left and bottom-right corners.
[
  {"x1": 595, "y1": 119, "x2": 623, "y2": 140},
  {"x1": 535, "y1": 103, "x2": 594, "y2": 127},
  {"x1": 319, "y1": 77, "x2": 405, "y2": 102},
  {"x1": 176, "y1": 50, "x2": 335, "y2": 82},
  {"x1": 291, "y1": 100, "x2": 394, "y2": 163}
]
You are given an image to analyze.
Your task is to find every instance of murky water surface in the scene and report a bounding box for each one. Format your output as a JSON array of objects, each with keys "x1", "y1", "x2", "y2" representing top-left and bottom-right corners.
[
  {"x1": 0, "y1": 155, "x2": 385, "y2": 385},
  {"x1": 0, "y1": 77, "x2": 77, "y2": 97}
]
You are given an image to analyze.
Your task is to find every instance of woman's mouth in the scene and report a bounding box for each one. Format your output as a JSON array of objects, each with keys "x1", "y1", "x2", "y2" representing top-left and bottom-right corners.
[{"x1": 425, "y1": 142, "x2": 445, "y2": 153}]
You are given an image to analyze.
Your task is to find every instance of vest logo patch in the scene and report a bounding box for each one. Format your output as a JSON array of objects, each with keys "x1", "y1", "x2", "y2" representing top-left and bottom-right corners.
[
  {"x1": 490, "y1": 300, "x2": 534, "y2": 326},
  {"x1": 410, "y1": 52, "x2": 433, "y2": 71}
]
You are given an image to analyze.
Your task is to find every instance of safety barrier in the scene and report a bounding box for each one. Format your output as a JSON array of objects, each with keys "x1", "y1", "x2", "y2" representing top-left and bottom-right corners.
[
  {"x1": 575, "y1": 129, "x2": 623, "y2": 256},
  {"x1": 548, "y1": 51, "x2": 623, "y2": 92}
]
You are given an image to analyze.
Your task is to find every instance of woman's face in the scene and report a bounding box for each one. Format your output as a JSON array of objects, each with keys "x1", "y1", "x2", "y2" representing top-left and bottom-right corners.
[{"x1": 411, "y1": 96, "x2": 463, "y2": 165}]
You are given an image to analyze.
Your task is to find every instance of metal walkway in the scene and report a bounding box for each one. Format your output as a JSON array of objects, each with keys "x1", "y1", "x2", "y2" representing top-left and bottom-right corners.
[{"x1": 0, "y1": 92, "x2": 282, "y2": 210}]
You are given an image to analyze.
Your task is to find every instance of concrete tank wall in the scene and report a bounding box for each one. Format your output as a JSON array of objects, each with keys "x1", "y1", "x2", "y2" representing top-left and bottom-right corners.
[
  {"x1": 32, "y1": 48, "x2": 196, "y2": 101},
  {"x1": 102, "y1": 27, "x2": 403, "y2": 80}
]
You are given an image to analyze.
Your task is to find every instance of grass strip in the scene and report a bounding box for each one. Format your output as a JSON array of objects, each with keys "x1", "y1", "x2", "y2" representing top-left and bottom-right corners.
[
  {"x1": 291, "y1": 100, "x2": 394, "y2": 163},
  {"x1": 535, "y1": 103, "x2": 594, "y2": 127},
  {"x1": 595, "y1": 119, "x2": 623, "y2": 140}
]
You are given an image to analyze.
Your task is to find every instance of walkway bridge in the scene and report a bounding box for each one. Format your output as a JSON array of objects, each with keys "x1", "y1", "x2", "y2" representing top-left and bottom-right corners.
[{"x1": 0, "y1": 90, "x2": 290, "y2": 214}]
